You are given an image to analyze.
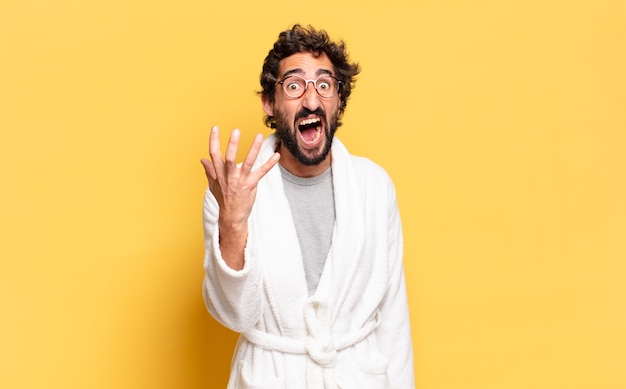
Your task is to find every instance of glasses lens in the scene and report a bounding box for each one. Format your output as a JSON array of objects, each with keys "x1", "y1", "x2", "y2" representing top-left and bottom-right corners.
[
  {"x1": 280, "y1": 76, "x2": 339, "y2": 98},
  {"x1": 282, "y1": 77, "x2": 306, "y2": 98},
  {"x1": 315, "y1": 77, "x2": 336, "y2": 97}
]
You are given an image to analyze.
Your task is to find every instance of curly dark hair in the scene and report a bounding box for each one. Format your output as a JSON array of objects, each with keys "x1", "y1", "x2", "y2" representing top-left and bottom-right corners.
[{"x1": 259, "y1": 24, "x2": 361, "y2": 128}]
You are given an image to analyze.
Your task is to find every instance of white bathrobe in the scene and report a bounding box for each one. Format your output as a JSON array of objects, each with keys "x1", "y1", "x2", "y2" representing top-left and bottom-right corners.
[{"x1": 202, "y1": 134, "x2": 414, "y2": 389}]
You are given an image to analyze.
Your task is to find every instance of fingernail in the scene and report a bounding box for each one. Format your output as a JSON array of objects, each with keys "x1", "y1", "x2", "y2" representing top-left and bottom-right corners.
[{"x1": 233, "y1": 129, "x2": 240, "y2": 137}]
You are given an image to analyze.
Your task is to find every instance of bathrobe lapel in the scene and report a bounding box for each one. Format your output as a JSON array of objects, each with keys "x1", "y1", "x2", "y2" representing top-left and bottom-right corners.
[
  {"x1": 251, "y1": 136, "x2": 309, "y2": 336},
  {"x1": 314, "y1": 138, "x2": 365, "y2": 322},
  {"x1": 251, "y1": 135, "x2": 366, "y2": 335}
]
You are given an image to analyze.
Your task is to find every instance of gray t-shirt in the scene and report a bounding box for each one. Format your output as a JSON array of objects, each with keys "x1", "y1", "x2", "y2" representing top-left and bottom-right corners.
[{"x1": 280, "y1": 165, "x2": 336, "y2": 296}]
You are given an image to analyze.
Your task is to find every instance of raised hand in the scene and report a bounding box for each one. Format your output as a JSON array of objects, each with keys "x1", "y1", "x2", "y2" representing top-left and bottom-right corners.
[{"x1": 201, "y1": 126, "x2": 280, "y2": 270}]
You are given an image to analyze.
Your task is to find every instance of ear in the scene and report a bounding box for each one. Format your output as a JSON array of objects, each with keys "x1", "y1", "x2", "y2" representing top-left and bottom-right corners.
[{"x1": 262, "y1": 95, "x2": 274, "y2": 117}]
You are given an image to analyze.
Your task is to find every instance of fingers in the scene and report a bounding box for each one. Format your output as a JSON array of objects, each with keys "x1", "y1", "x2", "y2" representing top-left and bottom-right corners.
[
  {"x1": 208, "y1": 126, "x2": 225, "y2": 178},
  {"x1": 251, "y1": 152, "x2": 280, "y2": 182},
  {"x1": 208, "y1": 126, "x2": 243, "y2": 183},
  {"x1": 205, "y1": 126, "x2": 278, "y2": 185},
  {"x1": 240, "y1": 134, "x2": 280, "y2": 183},
  {"x1": 224, "y1": 129, "x2": 241, "y2": 170},
  {"x1": 200, "y1": 158, "x2": 216, "y2": 182},
  {"x1": 240, "y1": 134, "x2": 264, "y2": 174}
]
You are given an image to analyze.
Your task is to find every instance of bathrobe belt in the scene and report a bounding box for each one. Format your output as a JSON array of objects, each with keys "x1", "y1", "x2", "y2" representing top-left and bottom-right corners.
[{"x1": 243, "y1": 300, "x2": 381, "y2": 387}]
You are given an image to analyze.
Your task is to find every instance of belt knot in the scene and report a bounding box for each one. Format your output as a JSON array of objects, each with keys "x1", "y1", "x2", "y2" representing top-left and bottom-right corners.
[
  {"x1": 305, "y1": 334, "x2": 337, "y2": 367},
  {"x1": 304, "y1": 298, "x2": 337, "y2": 367}
]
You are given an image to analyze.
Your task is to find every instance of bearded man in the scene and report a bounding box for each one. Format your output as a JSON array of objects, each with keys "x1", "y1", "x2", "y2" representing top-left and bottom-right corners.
[{"x1": 200, "y1": 24, "x2": 414, "y2": 389}]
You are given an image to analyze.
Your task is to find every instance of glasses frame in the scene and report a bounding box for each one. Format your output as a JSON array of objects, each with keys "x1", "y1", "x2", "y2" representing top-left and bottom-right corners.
[{"x1": 276, "y1": 75, "x2": 342, "y2": 99}]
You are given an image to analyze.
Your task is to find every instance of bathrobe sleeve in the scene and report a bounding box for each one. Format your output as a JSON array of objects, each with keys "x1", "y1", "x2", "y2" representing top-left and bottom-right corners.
[
  {"x1": 201, "y1": 187, "x2": 263, "y2": 333},
  {"x1": 376, "y1": 180, "x2": 415, "y2": 389}
]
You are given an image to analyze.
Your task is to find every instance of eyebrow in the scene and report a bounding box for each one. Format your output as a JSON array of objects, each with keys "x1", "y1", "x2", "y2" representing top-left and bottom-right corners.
[{"x1": 282, "y1": 68, "x2": 333, "y2": 78}]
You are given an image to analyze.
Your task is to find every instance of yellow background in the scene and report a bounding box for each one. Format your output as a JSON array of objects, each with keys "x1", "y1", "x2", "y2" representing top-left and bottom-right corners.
[{"x1": 1, "y1": 0, "x2": 625, "y2": 388}]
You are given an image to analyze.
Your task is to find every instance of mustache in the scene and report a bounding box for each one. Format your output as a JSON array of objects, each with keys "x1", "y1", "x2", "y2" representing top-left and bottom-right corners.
[
  {"x1": 295, "y1": 108, "x2": 326, "y2": 120},
  {"x1": 269, "y1": 108, "x2": 327, "y2": 129}
]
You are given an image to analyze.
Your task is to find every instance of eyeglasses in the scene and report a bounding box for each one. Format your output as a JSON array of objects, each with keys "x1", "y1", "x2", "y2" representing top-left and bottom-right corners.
[{"x1": 276, "y1": 75, "x2": 342, "y2": 99}]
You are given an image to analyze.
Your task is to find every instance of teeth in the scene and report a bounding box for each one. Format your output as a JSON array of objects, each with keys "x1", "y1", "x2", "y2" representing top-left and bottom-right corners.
[{"x1": 299, "y1": 118, "x2": 321, "y2": 126}]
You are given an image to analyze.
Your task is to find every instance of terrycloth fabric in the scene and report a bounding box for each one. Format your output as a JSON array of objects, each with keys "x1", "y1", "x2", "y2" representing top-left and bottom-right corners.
[{"x1": 202, "y1": 134, "x2": 414, "y2": 389}]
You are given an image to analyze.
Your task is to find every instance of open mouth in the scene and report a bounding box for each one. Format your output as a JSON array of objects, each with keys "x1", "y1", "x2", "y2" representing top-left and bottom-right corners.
[{"x1": 297, "y1": 117, "x2": 323, "y2": 144}]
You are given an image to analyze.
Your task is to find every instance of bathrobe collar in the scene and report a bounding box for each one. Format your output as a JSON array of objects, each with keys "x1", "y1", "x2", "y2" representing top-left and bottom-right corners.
[{"x1": 251, "y1": 134, "x2": 366, "y2": 336}]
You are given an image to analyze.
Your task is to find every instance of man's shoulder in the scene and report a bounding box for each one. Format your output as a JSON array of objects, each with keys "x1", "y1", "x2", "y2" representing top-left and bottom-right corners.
[
  {"x1": 332, "y1": 137, "x2": 394, "y2": 187},
  {"x1": 349, "y1": 154, "x2": 389, "y2": 178},
  {"x1": 346, "y1": 154, "x2": 396, "y2": 195}
]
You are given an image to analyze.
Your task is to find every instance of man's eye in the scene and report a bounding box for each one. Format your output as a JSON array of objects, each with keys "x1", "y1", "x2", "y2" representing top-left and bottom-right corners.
[
  {"x1": 287, "y1": 83, "x2": 301, "y2": 90},
  {"x1": 318, "y1": 82, "x2": 330, "y2": 90}
]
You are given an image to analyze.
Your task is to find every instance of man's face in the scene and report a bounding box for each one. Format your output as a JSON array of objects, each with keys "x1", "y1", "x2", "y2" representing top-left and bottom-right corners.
[{"x1": 263, "y1": 52, "x2": 341, "y2": 170}]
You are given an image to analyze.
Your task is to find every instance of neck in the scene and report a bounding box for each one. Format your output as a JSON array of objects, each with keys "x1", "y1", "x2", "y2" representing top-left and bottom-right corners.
[{"x1": 277, "y1": 144, "x2": 331, "y2": 178}]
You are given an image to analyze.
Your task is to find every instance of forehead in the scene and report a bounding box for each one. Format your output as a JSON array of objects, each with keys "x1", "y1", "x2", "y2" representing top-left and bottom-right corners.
[{"x1": 278, "y1": 52, "x2": 335, "y2": 78}]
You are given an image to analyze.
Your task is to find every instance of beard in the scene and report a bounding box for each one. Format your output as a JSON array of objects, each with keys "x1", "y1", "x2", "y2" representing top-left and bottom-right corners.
[{"x1": 273, "y1": 107, "x2": 339, "y2": 166}]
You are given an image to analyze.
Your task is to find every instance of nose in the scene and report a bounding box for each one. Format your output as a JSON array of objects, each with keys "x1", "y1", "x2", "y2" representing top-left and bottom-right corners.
[{"x1": 301, "y1": 81, "x2": 322, "y2": 111}]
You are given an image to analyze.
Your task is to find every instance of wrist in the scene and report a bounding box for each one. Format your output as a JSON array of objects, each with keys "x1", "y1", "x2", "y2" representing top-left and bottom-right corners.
[{"x1": 217, "y1": 219, "x2": 248, "y2": 271}]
